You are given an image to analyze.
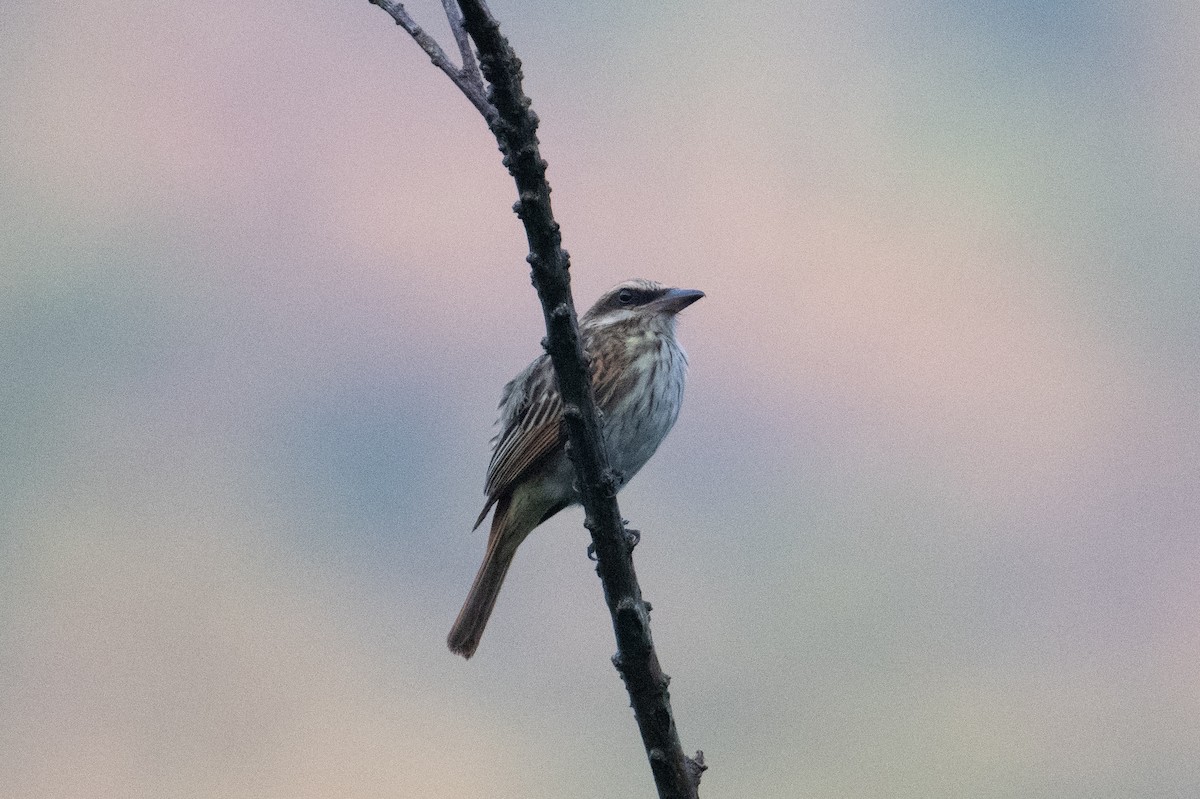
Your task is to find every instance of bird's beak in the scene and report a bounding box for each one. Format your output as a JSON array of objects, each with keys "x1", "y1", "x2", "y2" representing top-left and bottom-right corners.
[{"x1": 655, "y1": 287, "x2": 705, "y2": 314}]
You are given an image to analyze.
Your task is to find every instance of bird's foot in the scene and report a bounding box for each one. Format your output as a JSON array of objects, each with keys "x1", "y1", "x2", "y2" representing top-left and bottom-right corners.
[{"x1": 585, "y1": 524, "x2": 640, "y2": 560}]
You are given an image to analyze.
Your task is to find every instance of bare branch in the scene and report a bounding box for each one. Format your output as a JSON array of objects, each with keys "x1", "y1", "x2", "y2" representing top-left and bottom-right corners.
[
  {"x1": 369, "y1": 0, "x2": 493, "y2": 121},
  {"x1": 363, "y1": 0, "x2": 704, "y2": 795},
  {"x1": 452, "y1": 2, "x2": 704, "y2": 797},
  {"x1": 440, "y1": 0, "x2": 485, "y2": 97}
]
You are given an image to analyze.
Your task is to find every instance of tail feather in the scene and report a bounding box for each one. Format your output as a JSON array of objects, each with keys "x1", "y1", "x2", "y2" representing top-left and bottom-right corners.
[{"x1": 448, "y1": 496, "x2": 519, "y2": 658}]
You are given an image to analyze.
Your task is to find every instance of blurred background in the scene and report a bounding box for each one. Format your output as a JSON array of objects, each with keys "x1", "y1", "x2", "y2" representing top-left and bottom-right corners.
[{"x1": 3, "y1": 1, "x2": 1198, "y2": 797}]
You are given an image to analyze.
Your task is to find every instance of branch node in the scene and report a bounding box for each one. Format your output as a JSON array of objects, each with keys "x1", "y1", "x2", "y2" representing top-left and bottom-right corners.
[
  {"x1": 686, "y1": 751, "x2": 708, "y2": 783},
  {"x1": 614, "y1": 597, "x2": 649, "y2": 636},
  {"x1": 599, "y1": 469, "x2": 622, "y2": 496},
  {"x1": 514, "y1": 189, "x2": 540, "y2": 216}
]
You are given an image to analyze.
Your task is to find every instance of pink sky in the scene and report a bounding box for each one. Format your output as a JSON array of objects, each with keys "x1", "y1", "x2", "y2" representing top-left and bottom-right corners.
[{"x1": 3, "y1": 1, "x2": 1199, "y2": 796}]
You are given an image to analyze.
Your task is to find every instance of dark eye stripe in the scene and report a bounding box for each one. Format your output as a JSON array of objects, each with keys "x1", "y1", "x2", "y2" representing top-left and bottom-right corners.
[{"x1": 611, "y1": 287, "x2": 664, "y2": 308}]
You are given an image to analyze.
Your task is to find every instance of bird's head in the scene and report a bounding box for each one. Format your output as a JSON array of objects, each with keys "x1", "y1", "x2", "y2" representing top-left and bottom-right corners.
[{"x1": 580, "y1": 279, "x2": 705, "y2": 335}]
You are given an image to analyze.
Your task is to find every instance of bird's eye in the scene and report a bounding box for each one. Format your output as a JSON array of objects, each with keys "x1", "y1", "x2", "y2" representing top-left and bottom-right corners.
[{"x1": 617, "y1": 289, "x2": 635, "y2": 305}]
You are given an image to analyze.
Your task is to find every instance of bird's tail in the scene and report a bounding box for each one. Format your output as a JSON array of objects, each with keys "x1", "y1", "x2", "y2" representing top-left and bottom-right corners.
[{"x1": 448, "y1": 495, "x2": 521, "y2": 659}]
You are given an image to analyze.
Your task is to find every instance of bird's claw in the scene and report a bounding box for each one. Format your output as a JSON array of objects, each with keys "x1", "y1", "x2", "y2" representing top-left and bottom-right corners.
[
  {"x1": 586, "y1": 522, "x2": 640, "y2": 561},
  {"x1": 624, "y1": 527, "x2": 641, "y2": 550}
]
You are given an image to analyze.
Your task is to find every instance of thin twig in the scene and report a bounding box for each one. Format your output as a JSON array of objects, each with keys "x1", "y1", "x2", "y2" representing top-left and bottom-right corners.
[
  {"x1": 440, "y1": 0, "x2": 485, "y2": 97},
  {"x1": 369, "y1": 0, "x2": 494, "y2": 121}
]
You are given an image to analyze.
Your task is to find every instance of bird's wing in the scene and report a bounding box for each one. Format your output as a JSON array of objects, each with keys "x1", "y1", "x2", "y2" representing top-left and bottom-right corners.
[{"x1": 473, "y1": 355, "x2": 564, "y2": 529}]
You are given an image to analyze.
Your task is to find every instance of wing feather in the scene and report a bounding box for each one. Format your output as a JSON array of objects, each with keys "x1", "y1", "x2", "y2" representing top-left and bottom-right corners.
[
  {"x1": 473, "y1": 333, "x2": 632, "y2": 529},
  {"x1": 473, "y1": 355, "x2": 564, "y2": 528}
]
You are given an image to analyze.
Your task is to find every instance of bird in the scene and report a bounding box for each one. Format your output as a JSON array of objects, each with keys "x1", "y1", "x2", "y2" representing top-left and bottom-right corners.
[{"x1": 447, "y1": 278, "x2": 704, "y2": 658}]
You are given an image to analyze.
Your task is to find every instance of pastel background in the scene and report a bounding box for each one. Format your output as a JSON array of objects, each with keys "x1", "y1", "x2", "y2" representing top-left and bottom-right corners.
[{"x1": 3, "y1": 1, "x2": 1198, "y2": 797}]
